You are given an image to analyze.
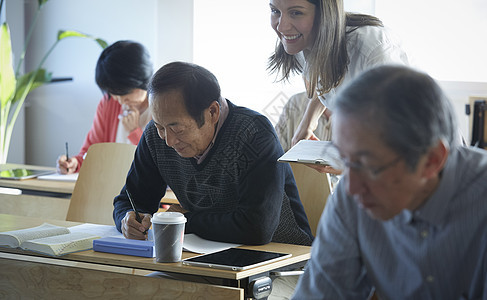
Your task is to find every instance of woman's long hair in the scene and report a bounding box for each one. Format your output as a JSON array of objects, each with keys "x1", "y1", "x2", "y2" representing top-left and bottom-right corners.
[{"x1": 268, "y1": 0, "x2": 382, "y2": 99}]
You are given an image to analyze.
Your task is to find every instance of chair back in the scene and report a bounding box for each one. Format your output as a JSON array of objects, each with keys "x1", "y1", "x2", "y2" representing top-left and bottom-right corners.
[
  {"x1": 289, "y1": 163, "x2": 331, "y2": 236},
  {"x1": 66, "y1": 143, "x2": 136, "y2": 225}
]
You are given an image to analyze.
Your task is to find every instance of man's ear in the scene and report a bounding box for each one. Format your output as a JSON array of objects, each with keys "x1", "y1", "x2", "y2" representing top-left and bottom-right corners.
[
  {"x1": 422, "y1": 140, "x2": 449, "y2": 179},
  {"x1": 208, "y1": 100, "x2": 220, "y2": 124}
]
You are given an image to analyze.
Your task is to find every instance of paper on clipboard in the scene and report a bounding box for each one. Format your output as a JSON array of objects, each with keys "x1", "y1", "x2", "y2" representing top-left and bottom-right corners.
[{"x1": 278, "y1": 140, "x2": 342, "y2": 167}]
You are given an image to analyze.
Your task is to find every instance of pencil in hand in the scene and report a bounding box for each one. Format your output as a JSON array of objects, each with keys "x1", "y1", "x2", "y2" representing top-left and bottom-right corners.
[
  {"x1": 65, "y1": 142, "x2": 70, "y2": 172},
  {"x1": 126, "y1": 189, "x2": 148, "y2": 234}
]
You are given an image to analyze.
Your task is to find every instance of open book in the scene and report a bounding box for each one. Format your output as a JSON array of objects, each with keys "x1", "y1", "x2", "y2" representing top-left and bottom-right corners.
[
  {"x1": 278, "y1": 140, "x2": 342, "y2": 167},
  {"x1": 0, "y1": 223, "x2": 100, "y2": 256}
]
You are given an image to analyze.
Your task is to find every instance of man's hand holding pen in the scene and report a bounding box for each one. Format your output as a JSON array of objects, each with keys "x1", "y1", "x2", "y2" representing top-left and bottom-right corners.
[
  {"x1": 121, "y1": 211, "x2": 151, "y2": 240},
  {"x1": 123, "y1": 189, "x2": 152, "y2": 240}
]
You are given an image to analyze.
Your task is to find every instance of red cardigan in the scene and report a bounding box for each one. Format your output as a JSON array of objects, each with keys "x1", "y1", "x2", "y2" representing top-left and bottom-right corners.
[{"x1": 73, "y1": 96, "x2": 143, "y2": 172}]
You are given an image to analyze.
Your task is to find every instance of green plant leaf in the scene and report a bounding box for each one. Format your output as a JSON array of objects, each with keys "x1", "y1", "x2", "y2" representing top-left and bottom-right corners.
[
  {"x1": 0, "y1": 23, "x2": 16, "y2": 108},
  {"x1": 57, "y1": 30, "x2": 107, "y2": 49},
  {"x1": 95, "y1": 38, "x2": 108, "y2": 49},
  {"x1": 13, "y1": 69, "x2": 52, "y2": 104},
  {"x1": 57, "y1": 30, "x2": 89, "y2": 40},
  {"x1": 38, "y1": 0, "x2": 49, "y2": 8}
]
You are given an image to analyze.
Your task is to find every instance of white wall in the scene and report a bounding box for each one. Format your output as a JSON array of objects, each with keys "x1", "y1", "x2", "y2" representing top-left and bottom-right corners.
[
  {"x1": 22, "y1": 0, "x2": 193, "y2": 166},
  {"x1": 374, "y1": 0, "x2": 487, "y2": 141},
  {"x1": 375, "y1": 0, "x2": 487, "y2": 83}
]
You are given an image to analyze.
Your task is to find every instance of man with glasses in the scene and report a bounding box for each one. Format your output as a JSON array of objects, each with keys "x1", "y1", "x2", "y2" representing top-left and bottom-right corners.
[{"x1": 292, "y1": 65, "x2": 487, "y2": 299}]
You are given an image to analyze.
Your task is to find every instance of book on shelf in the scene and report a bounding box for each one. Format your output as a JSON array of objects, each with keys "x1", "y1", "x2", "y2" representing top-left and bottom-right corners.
[{"x1": 0, "y1": 223, "x2": 100, "y2": 256}]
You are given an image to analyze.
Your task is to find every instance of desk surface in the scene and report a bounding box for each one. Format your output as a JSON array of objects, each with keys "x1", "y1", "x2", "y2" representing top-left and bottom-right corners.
[
  {"x1": 0, "y1": 163, "x2": 179, "y2": 204},
  {"x1": 0, "y1": 214, "x2": 311, "y2": 281},
  {"x1": 0, "y1": 163, "x2": 73, "y2": 194}
]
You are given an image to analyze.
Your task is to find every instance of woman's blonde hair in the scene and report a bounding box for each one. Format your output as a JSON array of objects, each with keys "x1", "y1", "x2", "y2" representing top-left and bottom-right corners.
[{"x1": 268, "y1": 0, "x2": 382, "y2": 99}]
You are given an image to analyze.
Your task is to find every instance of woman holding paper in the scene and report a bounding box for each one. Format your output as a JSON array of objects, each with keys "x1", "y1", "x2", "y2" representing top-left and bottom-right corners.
[
  {"x1": 57, "y1": 41, "x2": 153, "y2": 174},
  {"x1": 268, "y1": 0, "x2": 409, "y2": 173}
]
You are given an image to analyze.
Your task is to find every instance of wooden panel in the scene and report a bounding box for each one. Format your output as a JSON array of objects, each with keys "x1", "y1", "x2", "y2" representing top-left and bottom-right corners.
[
  {"x1": 66, "y1": 143, "x2": 136, "y2": 225},
  {"x1": 162, "y1": 189, "x2": 179, "y2": 204},
  {"x1": 0, "y1": 257, "x2": 244, "y2": 299},
  {"x1": 0, "y1": 194, "x2": 70, "y2": 220},
  {"x1": 289, "y1": 163, "x2": 330, "y2": 236}
]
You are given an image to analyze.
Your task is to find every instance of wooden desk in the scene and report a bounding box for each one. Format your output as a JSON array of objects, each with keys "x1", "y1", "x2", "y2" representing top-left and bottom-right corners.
[
  {"x1": 0, "y1": 214, "x2": 311, "y2": 299},
  {"x1": 0, "y1": 163, "x2": 73, "y2": 196},
  {"x1": 0, "y1": 164, "x2": 73, "y2": 220}
]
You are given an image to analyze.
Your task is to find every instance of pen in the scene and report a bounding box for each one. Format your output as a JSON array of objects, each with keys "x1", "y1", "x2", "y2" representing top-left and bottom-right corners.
[
  {"x1": 65, "y1": 142, "x2": 69, "y2": 172},
  {"x1": 126, "y1": 189, "x2": 147, "y2": 234}
]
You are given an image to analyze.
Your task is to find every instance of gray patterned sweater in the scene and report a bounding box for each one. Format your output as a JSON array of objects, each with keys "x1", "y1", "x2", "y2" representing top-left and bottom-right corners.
[{"x1": 113, "y1": 100, "x2": 313, "y2": 245}]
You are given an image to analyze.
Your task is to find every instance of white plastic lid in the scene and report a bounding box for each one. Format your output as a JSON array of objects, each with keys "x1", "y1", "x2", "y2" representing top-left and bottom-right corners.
[{"x1": 151, "y1": 212, "x2": 187, "y2": 225}]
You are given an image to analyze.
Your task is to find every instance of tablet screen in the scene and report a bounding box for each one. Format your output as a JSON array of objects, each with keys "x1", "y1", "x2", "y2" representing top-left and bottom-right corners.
[
  {"x1": 0, "y1": 168, "x2": 54, "y2": 180},
  {"x1": 182, "y1": 248, "x2": 291, "y2": 271}
]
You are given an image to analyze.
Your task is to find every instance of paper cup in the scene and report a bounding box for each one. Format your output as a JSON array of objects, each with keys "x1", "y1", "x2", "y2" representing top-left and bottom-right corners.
[{"x1": 151, "y1": 212, "x2": 187, "y2": 263}]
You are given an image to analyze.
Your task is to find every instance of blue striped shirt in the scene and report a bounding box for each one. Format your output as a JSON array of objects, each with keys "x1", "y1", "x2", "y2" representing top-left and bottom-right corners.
[{"x1": 293, "y1": 146, "x2": 487, "y2": 299}]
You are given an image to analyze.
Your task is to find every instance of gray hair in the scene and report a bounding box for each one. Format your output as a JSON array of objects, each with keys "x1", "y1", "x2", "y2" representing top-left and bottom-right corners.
[{"x1": 333, "y1": 65, "x2": 458, "y2": 170}]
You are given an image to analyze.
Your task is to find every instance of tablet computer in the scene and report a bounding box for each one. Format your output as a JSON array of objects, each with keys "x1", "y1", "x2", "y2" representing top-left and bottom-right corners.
[
  {"x1": 0, "y1": 168, "x2": 54, "y2": 180},
  {"x1": 182, "y1": 248, "x2": 291, "y2": 271}
]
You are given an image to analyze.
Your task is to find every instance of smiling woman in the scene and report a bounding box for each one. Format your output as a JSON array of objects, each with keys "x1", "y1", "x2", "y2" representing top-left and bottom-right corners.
[
  {"x1": 269, "y1": 0, "x2": 317, "y2": 56},
  {"x1": 266, "y1": 0, "x2": 409, "y2": 160}
]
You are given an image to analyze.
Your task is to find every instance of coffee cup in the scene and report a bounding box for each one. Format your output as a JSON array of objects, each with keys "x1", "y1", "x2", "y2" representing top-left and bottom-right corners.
[{"x1": 151, "y1": 212, "x2": 187, "y2": 263}]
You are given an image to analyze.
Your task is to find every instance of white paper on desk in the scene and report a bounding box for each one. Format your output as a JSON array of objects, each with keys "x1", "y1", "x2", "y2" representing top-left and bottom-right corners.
[
  {"x1": 38, "y1": 173, "x2": 79, "y2": 182},
  {"x1": 68, "y1": 223, "x2": 122, "y2": 238},
  {"x1": 183, "y1": 233, "x2": 241, "y2": 254}
]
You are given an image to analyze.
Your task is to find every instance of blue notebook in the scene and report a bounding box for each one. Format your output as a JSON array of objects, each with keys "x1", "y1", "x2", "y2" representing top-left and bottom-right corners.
[{"x1": 93, "y1": 237, "x2": 154, "y2": 257}]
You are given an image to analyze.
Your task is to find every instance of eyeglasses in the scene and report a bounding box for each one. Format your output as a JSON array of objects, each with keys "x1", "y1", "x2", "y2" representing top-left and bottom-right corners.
[
  {"x1": 326, "y1": 142, "x2": 403, "y2": 180},
  {"x1": 339, "y1": 156, "x2": 403, "y2": 180}
]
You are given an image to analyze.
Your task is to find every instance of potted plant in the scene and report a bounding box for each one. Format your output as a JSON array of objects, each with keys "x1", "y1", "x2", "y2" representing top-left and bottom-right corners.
[{"x1": 0, "y1": 0, "x2": 107, "y2": 163}]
